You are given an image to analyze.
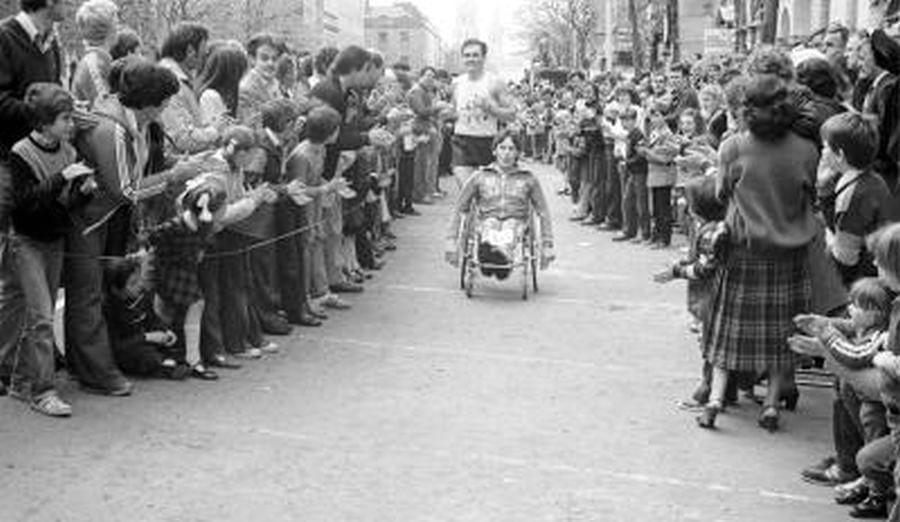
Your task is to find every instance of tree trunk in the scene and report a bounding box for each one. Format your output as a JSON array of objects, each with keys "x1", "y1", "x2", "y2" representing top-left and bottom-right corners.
[
  {"x1": 760, "y1": 0, "x2": 778, "y2": 44},
  {"x1": 628, "y1": 0, "x2": 644, "y2": 73},
  {"x1": 669, "y1": 0, "x2": 679, "y2": 63},
  {"x1": 734, "y1": 0, "x2": 746, "y2": 52}
]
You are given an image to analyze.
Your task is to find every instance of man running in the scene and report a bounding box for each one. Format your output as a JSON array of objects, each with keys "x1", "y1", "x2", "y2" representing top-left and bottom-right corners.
[{"x1": 451, "y1": 38, "x2": 516, "y2": 187}]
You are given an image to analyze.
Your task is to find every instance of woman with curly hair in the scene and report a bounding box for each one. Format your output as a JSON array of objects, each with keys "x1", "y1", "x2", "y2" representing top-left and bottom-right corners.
[{"x1": 697, "y1": 74, "x2": 820, "y2": 432}]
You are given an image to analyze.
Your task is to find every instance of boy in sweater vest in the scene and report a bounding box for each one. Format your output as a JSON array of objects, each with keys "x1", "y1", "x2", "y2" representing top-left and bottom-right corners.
[{"x1": 8, "y1": 83, "x2": 96, "y2": 417}]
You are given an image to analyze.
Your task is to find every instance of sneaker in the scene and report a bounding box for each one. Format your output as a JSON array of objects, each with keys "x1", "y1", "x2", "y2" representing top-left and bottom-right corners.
[
  {"x1": 322, "y1": 294, "x2": 352, "y2": 310},
  {"x1": 233, "y1": 347, "x2": 263, "y2": 360},
  {"x1": 30, "y1": 391, "x2": 72, "y2": 417},
  {"x1": 257, "y1": 341, "x2": 280, "y2": 354}
]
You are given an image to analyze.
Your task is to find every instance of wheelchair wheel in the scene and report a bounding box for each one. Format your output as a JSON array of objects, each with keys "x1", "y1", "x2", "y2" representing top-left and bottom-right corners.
[
  {"x1": 464, "y1": 257, "x2": 474, "y2": 298},
  {"x1": 521, "y1": 237, "x2": 529, "y2": 301},
  {"x1": 459, "y1": 246, "x2": 468, "y2": 290}
]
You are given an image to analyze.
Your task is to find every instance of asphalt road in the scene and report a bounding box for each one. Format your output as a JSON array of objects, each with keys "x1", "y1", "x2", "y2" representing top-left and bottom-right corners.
[{"x1": 1, "y1": 161, "x2": 852, "y2": 521}]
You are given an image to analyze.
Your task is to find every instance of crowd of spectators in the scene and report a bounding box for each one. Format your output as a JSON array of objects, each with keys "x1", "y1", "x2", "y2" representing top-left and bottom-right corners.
[
  {"x1": 505, "y1": 22, "x2": 900, "y2": 520},
  {"x1": 0, "y1": 0, "x2": 458, "y2": 420}
]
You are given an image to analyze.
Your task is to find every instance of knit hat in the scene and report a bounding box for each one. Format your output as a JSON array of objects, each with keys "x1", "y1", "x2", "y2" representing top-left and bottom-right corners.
[{"x1": 871, "y1": 29, "x2": 900, "y2": 75}]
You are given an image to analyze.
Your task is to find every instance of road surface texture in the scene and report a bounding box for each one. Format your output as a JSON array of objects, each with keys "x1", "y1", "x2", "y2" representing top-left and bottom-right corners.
[{"x1": 2, "y1": 161, "x2": 850, "y2": 521}]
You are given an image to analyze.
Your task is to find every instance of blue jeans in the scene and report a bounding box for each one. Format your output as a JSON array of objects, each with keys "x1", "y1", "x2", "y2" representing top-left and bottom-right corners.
[
  {"x1": 0, "y1": 233, "x2": 25, "y2": 382},
  {"x1": 11, "y1": 235, "x2": 63, "y2": 396}
]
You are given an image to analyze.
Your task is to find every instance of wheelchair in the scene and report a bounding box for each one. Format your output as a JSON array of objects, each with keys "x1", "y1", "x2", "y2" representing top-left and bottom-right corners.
[{"x1": 458, "y1": 213, "x2": 540, "y2": 300}]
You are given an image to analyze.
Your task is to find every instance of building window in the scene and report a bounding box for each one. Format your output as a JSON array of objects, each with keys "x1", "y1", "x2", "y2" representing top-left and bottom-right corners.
[
  {"x1": 378, "y1": 32, "x2": 388, "y2": 45},
  {"x1": 400, "y1": 31, "x2": 410, "y2": 44}
]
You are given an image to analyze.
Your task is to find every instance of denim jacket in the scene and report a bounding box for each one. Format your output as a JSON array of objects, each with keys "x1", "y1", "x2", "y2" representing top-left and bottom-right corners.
[{"x1": 448, "y1": 164, "x2": 553, "y2": 247}]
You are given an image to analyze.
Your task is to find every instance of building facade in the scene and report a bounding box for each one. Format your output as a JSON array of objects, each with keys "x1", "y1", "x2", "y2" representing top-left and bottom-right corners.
[
  {"x1": 365, "y1": 2, "x2": 443, "y2": 70},
  {"x1": 205, "y1": 0, "x2": 365, "y2": 52}
]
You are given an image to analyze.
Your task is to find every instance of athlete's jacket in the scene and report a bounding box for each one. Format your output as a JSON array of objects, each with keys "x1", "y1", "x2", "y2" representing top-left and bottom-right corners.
[{"x1": 447, "y1": 163, "x2": 554, "y2": 247}]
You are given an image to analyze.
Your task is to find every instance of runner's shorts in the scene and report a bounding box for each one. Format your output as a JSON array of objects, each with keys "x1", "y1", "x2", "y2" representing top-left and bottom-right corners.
[{"x1": 452, "y1": 135, "x2": 494, "y2": 169}]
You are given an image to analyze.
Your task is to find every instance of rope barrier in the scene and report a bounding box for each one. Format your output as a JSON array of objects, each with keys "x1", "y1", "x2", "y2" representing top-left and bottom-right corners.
[{"x1": 59, "y1": 198, "x2": 369, "y2": 262}]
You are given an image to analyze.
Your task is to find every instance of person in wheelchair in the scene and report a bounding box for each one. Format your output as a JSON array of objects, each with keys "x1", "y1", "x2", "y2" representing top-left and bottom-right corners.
[{"x1": 445, "y1": 130, "x2": 555, "y2": 279}]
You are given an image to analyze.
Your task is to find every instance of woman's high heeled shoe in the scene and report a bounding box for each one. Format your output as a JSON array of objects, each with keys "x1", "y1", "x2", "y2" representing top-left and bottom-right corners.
[
  {"x1": 696, "y1": 402, "x2": 721, "y2": 429},
  {"x1": 758, "y1": 406, "x2": 780, "y2": 432}
]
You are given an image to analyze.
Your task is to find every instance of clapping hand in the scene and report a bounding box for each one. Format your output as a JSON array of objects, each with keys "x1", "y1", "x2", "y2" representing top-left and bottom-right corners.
[
  {"x1": 787, "y1": 334, "x2": 826, "y2": 357},
  {"x1": 250, "y1": 183, "x2": 278, "y2": 205},
  {"x1": 794, "y1": 314, "x2": 831, "y2": 338},
  {"x1": 652, "y1": 266, "x2": 675, "y2": 283},
  {"x1": 367, "y1": 127, "x2": 395, "y2": 148}
]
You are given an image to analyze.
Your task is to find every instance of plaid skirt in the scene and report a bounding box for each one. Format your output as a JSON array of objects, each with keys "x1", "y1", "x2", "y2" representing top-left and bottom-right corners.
[{"x1": 702, "y1": 245, "x2": 811, "y2": 373}]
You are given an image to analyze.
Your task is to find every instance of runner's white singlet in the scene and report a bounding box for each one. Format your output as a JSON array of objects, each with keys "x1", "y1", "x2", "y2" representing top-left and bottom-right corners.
[{"x1": 453, "y1": 73, "x2": 500, "y2": 137}]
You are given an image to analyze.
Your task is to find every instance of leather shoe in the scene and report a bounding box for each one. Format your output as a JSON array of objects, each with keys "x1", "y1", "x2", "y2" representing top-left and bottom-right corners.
[
  {"x1": 330, "y1": 282, "x2": 364, "y2": 293},
  {"x1": 290, "y1": 314, "x2": 322, "y2": 327},
  {"x1": 191, "y1": 364, "x2": 219, "y2": 381},
  {"x1": 80, "y1": 379, "x2": 134, "y2": 397},
  {"x1": 850, "y1": 494, "x2": 891, "y2": 518},
  {"x1": 612, "y1": 233, "x2": 635, "y2": 242},
  {"x1": 260, "y1": 314, "x2": 293, "y2": 336},
  {"x1": 206, "y1": 355, "x2": 242, "y2": 370}
]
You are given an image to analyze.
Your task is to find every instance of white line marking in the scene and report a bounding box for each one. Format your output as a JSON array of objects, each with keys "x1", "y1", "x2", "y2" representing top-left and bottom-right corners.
[{"x1": 225, "y1": 424, "x2": 830, "y2": 507}]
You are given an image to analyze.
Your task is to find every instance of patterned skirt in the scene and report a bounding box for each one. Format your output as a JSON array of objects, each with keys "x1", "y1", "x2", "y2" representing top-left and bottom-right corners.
[{"x1": 702, "y1": 245, "x2": 811, "y2": 373}]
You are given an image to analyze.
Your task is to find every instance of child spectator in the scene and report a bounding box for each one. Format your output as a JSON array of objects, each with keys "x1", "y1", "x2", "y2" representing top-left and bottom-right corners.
[
  {"x1": 794, "y1": 227, "x2": 900, "y2": 519},
  {"x1": 6, "y1": 83, "x2": 97, "y2": 417},
  {"x1": 613, "y1": 107, "x2": 650, "y2": 243},
  {"x1": 653, "y1": 176, "x2": 730, "y2": 412},
  {"x1": 285, "y1": 106, "x2": 351, "y2": 317},
  {"x1": 146, "y1": 175, "x2": 231, "y2": 381},
  {"x1": 818, "y1": 112, "x2": 891, "y2": 286},
  {"x1": 103, "y1": 258, "x2": 189, "y2": 380},
  {"x1": 638, "y1": 102, "x2": 680, "y2": 248},
  {"x1": 199, "y1": 126, "x2": 278, "y2": 365},
  {"x1": 674, "y1": 108, "x2": 714, "y2": 184}
]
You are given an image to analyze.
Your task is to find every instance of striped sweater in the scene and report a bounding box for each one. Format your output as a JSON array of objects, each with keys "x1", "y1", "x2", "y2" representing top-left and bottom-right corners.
[{"x1": 8, "y1": 132, "x2": 84, "y2": 240}]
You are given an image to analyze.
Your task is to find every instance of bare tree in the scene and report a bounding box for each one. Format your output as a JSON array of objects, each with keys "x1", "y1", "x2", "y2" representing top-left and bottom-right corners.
[
  {"x1": 627, "y1": 0, "x2": 645, "y2": 73},
  {"x1": 519, "y1": 0, "x2": 599, "y2": 70},
  {"x1": 156, "y1": 0, "x2": 214, "y2": 31}
]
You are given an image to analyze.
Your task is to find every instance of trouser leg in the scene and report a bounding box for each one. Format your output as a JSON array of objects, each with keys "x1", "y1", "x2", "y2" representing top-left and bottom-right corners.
[
  {"x1": 64, "y1": 220, "x2": 127, "y2": 389},
  {"x1": 0, "y1": 233, "x2": 25, "y2": 382},
  {"x1": 12, "y1": 237, "x2": 62, "y2": 396}
]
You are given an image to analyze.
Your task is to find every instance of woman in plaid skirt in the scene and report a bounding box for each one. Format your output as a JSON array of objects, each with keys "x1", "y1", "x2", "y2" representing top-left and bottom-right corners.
[{"x1": 698, "y1": 74, "x2": 821, "y2": 432}]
